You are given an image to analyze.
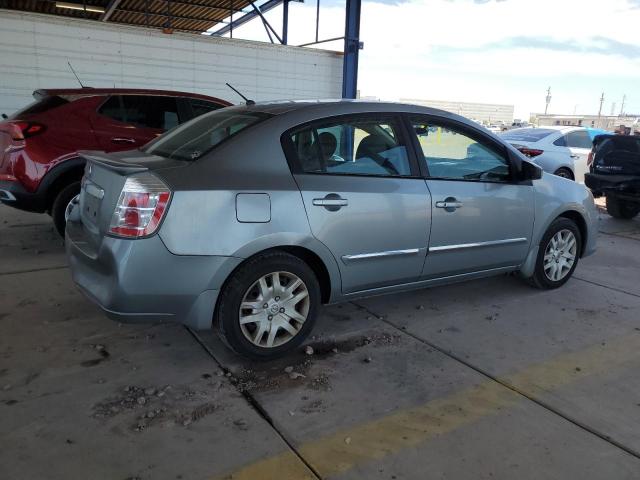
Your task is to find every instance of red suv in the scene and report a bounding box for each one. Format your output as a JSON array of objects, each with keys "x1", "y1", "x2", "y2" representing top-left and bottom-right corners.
[{"x1": 0, "y1": 88, "x2": 231, "y2": 235}]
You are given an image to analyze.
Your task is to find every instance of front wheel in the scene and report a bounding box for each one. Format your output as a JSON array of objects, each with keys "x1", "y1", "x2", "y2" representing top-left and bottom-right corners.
[
  {"x1": 527, "y1": 218, "x2": 582, "y2": 289},
  {"x1": 216, "y1": 251, "x2": 320, "y2": 360},
  {"x1": 606, "y1": 195, "x2": 640, "y2": 219}
]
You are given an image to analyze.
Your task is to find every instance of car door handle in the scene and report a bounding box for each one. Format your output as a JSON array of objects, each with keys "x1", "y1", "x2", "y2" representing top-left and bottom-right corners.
[
  {"x1": 312, "y1": 194, "x2": 348, "y2": 211},
  {"x1": 435, "y1": 199, "x2": 463, "y2": 209},
  {"x1": 111, "y1": 137, "x2": 136, "y2": 144},
  {"x1": 570, "y1": 154, "x2": 580, "y2": 159}
]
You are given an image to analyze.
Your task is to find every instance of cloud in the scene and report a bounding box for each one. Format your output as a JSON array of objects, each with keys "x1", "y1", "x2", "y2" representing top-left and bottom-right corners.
[{"x1": 437, "y1": 36, "x2": 640, "y2": 60}]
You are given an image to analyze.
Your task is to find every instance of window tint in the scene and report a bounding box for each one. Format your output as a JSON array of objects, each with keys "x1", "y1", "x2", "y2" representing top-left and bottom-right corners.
[
  {"x1": 98, "y1": 96, "x2": 125, "y2": 122},
  {"x1": 289, "y1": 117, "x2": 411, "y2": 177},
  {"x1": 411, "y1": 118, "x2": 510, "y2": 182},
  {"x1": 500, "y1": 128, "x2": 556, "y2": 143},
  {"x1": 10, "y1": 95, "x2": 69, "y2": 119},
  {"x1": 565, "y1": 130, "x2": 593, "y2": 149},
  {"x1": 553, "y1": 135, "x2": 567, "y2": 147},
  {"x1": 189, "y1": 99, "x2": 224, "y2": 119},
  {"x1": 143, "y1": 109, "x2": 271, "y2": 161},
  {"x1": 121, "y1": 95, "x2": 179, "y2": 130}
]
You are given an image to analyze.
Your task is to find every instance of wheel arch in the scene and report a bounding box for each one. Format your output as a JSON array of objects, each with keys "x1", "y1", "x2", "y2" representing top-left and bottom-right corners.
[
  {"x1": 557, "y1": 209, "x2": 588, "y2": 257},
  {"x1": 211, "y1": 244, "x2": 339, "y2": 331},
  {"x1": 39, "y1": 157, "x2": 85, "y2": 212}
]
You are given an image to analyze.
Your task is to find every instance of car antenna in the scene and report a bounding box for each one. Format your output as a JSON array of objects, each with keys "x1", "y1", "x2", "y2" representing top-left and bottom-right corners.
[
  {"x1": 67, "y1": 61, "x2": 87, "y2": 88},
  {"x1": 226, "y1": 83, "x2": 255, "y2": 105}
]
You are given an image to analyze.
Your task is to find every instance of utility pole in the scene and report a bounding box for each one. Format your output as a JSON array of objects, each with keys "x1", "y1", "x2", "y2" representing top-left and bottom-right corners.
[
  {"x1": 544, "y1": 86, "x2": 551, "y2": 114},
  {"x1": 597, "y1": 92, "x2": 605, "y2": 128},
  {"x1": 620, "y1": 94, "x2": 626, "y2": 116}
]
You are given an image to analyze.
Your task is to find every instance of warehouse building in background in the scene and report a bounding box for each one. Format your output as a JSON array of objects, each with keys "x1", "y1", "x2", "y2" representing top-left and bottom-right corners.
[{"x1": 401, "y1": 98, "x2": 514, "y2": 124}]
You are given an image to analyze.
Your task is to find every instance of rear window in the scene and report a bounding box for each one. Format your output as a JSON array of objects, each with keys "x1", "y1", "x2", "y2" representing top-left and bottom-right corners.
[
  {"x1": 9, "y1": 95, "x2": 69, "y2": 119},
  {"x1": 142, "y1": 109, "x2": 272, "y2": 161},
  {"x1": 595, "y1": 135, "x2": 640, "y2": 156},
  {"x1": 500, "y1": 128, "x2": 556, "y2": 143}
]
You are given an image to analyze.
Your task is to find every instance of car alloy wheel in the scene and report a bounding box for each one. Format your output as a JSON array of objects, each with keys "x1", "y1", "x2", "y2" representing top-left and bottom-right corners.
[
  {"x1": 543, "y1": 229, "x2": 577, "y2": 282},
  {"x1": 238, "y1": 271, "x2": 310, "y2": 348},
  {"x1": 65, "y1": 194, "x2": 80, "y2": 222}
]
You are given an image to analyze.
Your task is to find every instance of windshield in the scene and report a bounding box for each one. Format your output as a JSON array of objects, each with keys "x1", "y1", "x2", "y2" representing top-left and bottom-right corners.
[
  {"x1": 500, "y1": 128, "x2": 556, "y2": 143},
  {"x1": 143, "y1": 109, "x2": 272, "y2": 161}
]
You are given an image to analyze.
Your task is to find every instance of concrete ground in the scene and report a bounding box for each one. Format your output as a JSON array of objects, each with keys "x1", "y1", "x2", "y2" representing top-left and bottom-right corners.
[{"x1": 1, "y1": 200, "x2": 639, "y2": 480}]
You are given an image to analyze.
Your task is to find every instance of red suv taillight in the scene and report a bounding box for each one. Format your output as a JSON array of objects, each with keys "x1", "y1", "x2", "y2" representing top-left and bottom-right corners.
[
  {"x1": 109, "y1": 174, "x2": 171, "y2": 238},
  {"x1": 9, "y1": 121, "x2": 46, "y2": 140},
  {"x1": 587, "y1": 150, "x2": 595, "y2": 167}
]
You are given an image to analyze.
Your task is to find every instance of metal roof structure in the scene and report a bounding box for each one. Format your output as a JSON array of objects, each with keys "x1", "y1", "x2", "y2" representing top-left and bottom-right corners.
[
  {"x1": 0, "y1": 0, "x2": 362, "y2": 97},
  {"x1": 0, "y1": 0, "x2": 276, "y2": 34}
]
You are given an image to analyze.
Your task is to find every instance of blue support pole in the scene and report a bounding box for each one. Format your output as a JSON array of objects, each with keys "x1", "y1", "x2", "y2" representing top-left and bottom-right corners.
[
  {"x1": 282, "y1": 0, "x2": 289, "y2": 44},
  {"x1": 342, "y1": 0, "x2": 361, "y2": 99}
]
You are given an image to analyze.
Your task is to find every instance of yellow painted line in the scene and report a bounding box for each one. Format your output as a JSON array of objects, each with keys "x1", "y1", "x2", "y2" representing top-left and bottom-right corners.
[
  {"x1": 214, "y1": 333, "x2": 640, "y2": 479},
  {"x1": 214, "y1": 449, "x2": 317, "y2": 480}
]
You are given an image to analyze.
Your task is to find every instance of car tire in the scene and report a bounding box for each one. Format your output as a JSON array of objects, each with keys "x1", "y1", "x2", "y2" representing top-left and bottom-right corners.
[
  {"x1": 51, "y1": 181, "x2": 81, "y2": 237},
  {"x1": 606, "y1": 195, "x2": 640, "y2": 219},
  {"x1": 216, "y1": 251, "x2": 321, "y2": 360},
  {"x1": 554, "y1": 168, "x2": 574, "y2": 180},
  {"x1": 527, "y1": 217, "x2": 582, "y2": 290}
]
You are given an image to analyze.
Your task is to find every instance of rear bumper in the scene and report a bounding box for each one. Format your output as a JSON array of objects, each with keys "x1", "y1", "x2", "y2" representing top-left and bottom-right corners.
[
  {"x1": 65, "y1": 221, "x2": 242, "y2": 330},
  {"x1": 0, "y1": 179, "x2": 47, "y2": 212},
  {"x1": 585, "y1": 173, "x2": 640, "y2": 201}
]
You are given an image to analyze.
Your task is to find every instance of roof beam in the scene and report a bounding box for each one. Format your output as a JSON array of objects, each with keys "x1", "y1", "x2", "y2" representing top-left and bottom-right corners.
[
  {"x1": 112, "y1": 7, "x2": 227, "y2": 25},
  {"x1": 209, "y1": 0, "x2": 282, "y2": 37},
  {"x1": 101, "y1": 0, "x2": 122, "y2": 21}
]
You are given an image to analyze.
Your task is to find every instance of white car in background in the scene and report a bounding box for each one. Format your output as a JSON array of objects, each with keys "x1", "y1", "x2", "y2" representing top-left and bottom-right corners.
[{"x1": 500, "y1": 126, "x2": 594, "y2": 182}]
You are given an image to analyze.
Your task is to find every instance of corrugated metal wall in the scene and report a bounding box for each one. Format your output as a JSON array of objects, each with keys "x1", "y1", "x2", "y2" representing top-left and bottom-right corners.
[{"x1": 0, "y1": 9, "x2": 343, "y2": 115}]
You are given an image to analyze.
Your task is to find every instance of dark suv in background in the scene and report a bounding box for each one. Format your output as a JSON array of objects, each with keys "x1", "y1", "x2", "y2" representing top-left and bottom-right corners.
[
  {"x1": 0, "y1": 88, "x2": 231, "y2": 235},
  {"x1": 585, "y1": 134, "x2": 640, "y2": 219}
]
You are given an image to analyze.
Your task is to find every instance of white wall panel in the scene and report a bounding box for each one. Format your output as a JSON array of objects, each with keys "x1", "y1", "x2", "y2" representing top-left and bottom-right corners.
[{"x1": 0, "y1": 9, "x2": 343, "y2": 115}]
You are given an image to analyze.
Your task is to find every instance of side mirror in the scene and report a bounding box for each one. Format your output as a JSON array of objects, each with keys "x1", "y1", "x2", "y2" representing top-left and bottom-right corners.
[{"x1": 520, "y1": 159, "x2": 543, "y2": 181}]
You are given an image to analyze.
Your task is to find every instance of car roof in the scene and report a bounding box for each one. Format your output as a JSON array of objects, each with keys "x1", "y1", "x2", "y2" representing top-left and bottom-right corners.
[
  {"x1": 228, "y1": 99, "x2": 477, "y2": 123},
  {"x1": 34, "y1": 88, "x2": 231, "y2": 106}
]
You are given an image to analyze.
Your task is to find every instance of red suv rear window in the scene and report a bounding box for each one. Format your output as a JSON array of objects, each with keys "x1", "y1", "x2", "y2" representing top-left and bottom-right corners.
[{"x1": 9, "y1": 96, "x2": 69, "y2": 119}]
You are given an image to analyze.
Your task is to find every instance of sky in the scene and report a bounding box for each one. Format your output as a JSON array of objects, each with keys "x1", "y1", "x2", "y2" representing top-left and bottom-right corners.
[{"x1": 216, "y1": 0, "x2": 640, "y2": 119}]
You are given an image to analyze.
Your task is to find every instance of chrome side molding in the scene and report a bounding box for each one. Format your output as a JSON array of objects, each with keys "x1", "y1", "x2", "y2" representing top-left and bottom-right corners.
[
  {"x1": 429, "y1": 237, "x2": 528, "y2": 253},
  {"x1": 342, "y1": 248, "x2": 420, "y2": 264}
]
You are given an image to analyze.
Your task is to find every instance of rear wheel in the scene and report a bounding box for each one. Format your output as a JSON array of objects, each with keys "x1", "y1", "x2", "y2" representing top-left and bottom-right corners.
[
  {"x1": 606, "y1": 195, "x2": 640, "y2": 219},
  {"x1": 554, "y1": 167, "x2": 574, "y2": 180},
  {"x1": 51, "y1": 181, "x2": 80, "y2": 237},
  {"x1": 527, "y1": 217, "x2": 581, "y2": 289},
  {"x1": 216, "y1": 251, "x2": 320, "y2": 360}
]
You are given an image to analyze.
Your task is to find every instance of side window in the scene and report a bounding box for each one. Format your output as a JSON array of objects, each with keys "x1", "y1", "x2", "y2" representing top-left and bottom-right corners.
[
  {"x1": 121, "y1": 95, "x2": 180, "y2": 130},
  {"x1": 289, "y1": 117, "x2": 412, "y2": 177},
  {"x1": 565, "y1": 130, "x2": 593, "y2": 149},
  {"x1": 410, "y1": 117, "x2": 510, "y2": 182},
  {"x1": 189, "y1": 99, "x2": 224, "y2": 119},
  {"x1": 98, "y1": 96, "x2": 125, "y2": 122},
  {"x1": 553, "y1": 135, "x2": 567, "y2": 147}
]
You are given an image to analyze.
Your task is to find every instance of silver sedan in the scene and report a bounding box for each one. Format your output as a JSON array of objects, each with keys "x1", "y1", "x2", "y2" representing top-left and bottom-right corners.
[{"x1": 66, "y1": 101, "x2": 598, "y2": 359}]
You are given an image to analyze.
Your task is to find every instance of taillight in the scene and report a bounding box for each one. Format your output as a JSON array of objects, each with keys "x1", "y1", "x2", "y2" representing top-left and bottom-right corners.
[
  {"x1": 109, "y1": 173, "x2": 171, "y2": 238},
  {"x1": 9, "y1": 121, "x2": 46, "y2": 140},
  {"x1": 587, "y1": 150, "x2": 594, "y2": 167},
  {"x1": 515, "y1": 145, "x2": 544, "y2": 158}
]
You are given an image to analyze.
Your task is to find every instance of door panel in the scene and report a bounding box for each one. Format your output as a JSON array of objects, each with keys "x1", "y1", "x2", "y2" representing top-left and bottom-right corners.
[
  {"x1": 424, "y1": 180, "x2": 533, "y2": 278},
  {"x1": 285, "y1": 114, "x2": 430, "y2": 293},
  {"x1": 407, "y1": 115, "x2": 534, "y2": 278},
  {"x1": 90, "y1": 95, "x2": 176, "y2": 152},
  {"x1": 295, "y1": 174, "x2": 431, "y2": 293}
]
